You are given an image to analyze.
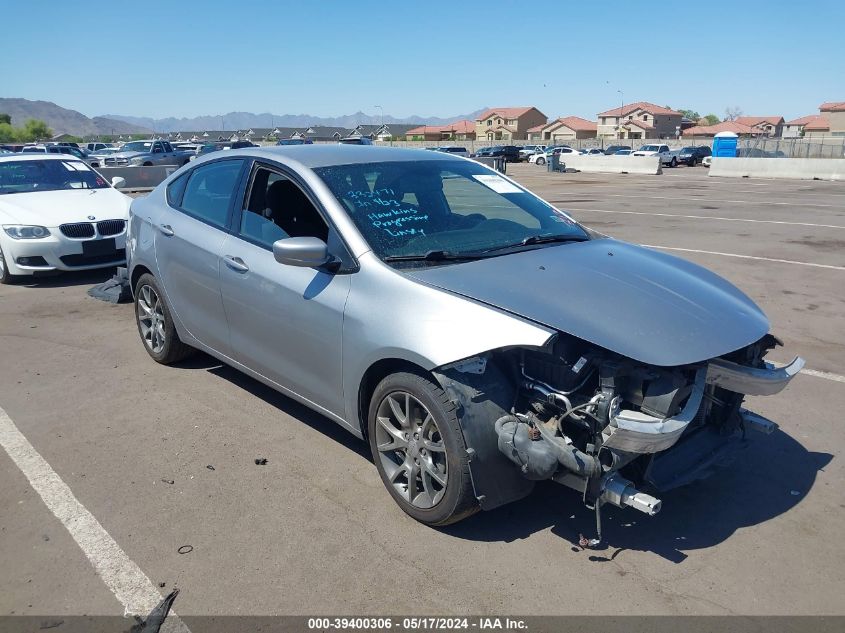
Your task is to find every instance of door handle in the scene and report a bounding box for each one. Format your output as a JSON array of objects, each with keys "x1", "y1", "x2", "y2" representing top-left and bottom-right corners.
[
  {"x1": 158, "y1": 224, "x2": 174, "y2": 236},
  {"x1": 223, "y1": 255, "x2": 249, "y2": 273}
]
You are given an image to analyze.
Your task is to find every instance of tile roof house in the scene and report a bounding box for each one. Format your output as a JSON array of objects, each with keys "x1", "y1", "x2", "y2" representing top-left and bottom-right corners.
[
  {"x1": 527, "y1": 116, "x2": 597, "y2": 141},
  {"x1": 682, "y1": 120, "x2": 765, "y2": 137},
  {"x1": 801, "y1": 114, "x2": 831, "y2": 138},
  {"x1": 596, "y1": 102, "x2": 683, "y2": 139},
  {"x1": 733, "y1": 116, "x2": 784, "y2": 137},
  {"x1": 783, "y1": 115, "x2": 820, "y2": 138},
  {"x1": 475, "y1": 107, "x2": 547, "y2": 141},
  {"x1": 818, "y1": 102, "x2": 845, "y2": 136},
  {"x1": 405, "y1": 120, "x2": 476, "y2": 141}
]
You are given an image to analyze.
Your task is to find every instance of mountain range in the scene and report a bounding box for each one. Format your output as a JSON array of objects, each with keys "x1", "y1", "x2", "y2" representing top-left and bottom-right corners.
[
  {"x1": 0, "y1": 98, "x2": 151, "y2": 137},
  {"x1": 100, "y1": 109, "x2": 488, "y2": 133}
]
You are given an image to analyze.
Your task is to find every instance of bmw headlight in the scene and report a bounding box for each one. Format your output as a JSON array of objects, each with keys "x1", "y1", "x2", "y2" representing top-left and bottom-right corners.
[
  {"x1": 130, "y1": 157, "x2": 144, "y2": 166},
  {"x1": 3, "y1": 225, "x2": 52, "y2": 239}
]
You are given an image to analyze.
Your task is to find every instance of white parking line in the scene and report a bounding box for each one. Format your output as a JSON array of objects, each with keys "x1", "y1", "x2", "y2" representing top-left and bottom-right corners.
[
  {"x1": 0, "y1": 404, "x2": 190, "y2": 630},
  {"x1": 569, "y1": 208, "x2": 845, "y2": 230},
  {"x1": 802, "y1": 368, "x2": 845, "y2": 383},
  {"x1": 641, "y1": 244, "x2": 845, "y2": 271},
  {"x1": 605, "y1": 194, "x2": 840, "y2": 208}
]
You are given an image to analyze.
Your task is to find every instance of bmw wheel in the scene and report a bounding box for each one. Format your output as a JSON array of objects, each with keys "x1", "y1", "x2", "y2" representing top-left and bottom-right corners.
[
  {"x1": 368, "y1": 371, "x2": 477, "y2": 526},
  {"x1": 0, "y1": 244, "x2": 20, "y2": 285},
  {"x1": 134, "y1": 273, "x2": 194, "y2": 364}
]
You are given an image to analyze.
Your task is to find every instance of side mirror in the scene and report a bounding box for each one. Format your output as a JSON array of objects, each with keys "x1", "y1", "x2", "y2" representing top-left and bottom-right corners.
[
  {"x1": 272, "y1": 236, "x2": 332, "y2": 268},
  {"x1": 111, "y1": 176, "x2": 126, "y2": 189}
]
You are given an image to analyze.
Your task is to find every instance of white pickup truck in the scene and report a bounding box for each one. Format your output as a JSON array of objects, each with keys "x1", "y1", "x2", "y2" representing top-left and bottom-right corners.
[{"x1": 631, "y1": 144, "x2": 678, "y2": 167}]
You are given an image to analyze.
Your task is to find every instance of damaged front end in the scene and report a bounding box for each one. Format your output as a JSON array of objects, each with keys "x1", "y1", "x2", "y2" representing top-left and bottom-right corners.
[{"x1": 435, "y1": 332, "x2": 803, "y2": 533}]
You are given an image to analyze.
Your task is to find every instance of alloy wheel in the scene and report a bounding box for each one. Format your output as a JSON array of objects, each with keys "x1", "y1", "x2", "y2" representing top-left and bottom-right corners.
[
  {"x1": 0, "y1": 246, "x2": 6, "y2": 276},
  {"x1": 375, "y1": 391, "x2": 448, "y2": 509},
  {"x1": 136, "y1": 284, "x2": 167, "y2": 354}
]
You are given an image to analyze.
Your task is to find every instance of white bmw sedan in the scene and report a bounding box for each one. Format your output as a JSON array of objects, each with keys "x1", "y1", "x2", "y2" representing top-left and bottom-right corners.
[{"x1": 0, "y1": 154, "x2": 132, "y2": 283}]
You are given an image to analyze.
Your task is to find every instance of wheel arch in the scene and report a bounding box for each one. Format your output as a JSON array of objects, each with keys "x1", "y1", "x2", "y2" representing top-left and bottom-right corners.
[
  {"x1": 130, "y1": 264, "x2": 154, "y2": 297},
  {"x1": 357, "y1": 357, "x2": 435, "y2": 440}
]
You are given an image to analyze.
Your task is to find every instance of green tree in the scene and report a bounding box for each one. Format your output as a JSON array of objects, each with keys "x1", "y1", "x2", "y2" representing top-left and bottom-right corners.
[
  {"x1": 0, "y1": 122, "x2": 17, "y2": 142},
  {"x1": 19, "y1": 119, "x2": 53, "y2": 142},
  {"x1": 703, "y1": 114, "x2": 720, "y2": 126},
  {"x1": 679, "y1": 109, "x2": 701, "y2": 121},
  {"x1": 0, "y1": 113, "x2": 11, "y2": 125}
]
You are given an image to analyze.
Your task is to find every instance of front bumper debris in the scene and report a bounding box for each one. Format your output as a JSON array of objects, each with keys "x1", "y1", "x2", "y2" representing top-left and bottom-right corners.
[{"x1": 706, "y1": 356, "x2": 804, "y2": 396}]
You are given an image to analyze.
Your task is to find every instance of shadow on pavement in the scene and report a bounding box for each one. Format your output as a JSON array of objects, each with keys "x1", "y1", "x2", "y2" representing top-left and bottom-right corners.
[
  {"x1": 16, "y1": 268, "x2": 115, "y2": 289},
  {"x1": 170, "y1": 353, "x2": 832, "y2": 562}
]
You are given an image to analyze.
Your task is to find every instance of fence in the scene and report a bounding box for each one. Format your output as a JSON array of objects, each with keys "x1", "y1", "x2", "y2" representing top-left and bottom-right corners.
[{"x1": 250, "y1": 136, "x2": 845, "y2": 159}]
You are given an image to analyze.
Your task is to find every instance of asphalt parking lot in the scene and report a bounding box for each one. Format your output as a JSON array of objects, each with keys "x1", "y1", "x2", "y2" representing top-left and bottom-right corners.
[{"x1": 1, "y1": 164, "x2": 843, "y2": 619}]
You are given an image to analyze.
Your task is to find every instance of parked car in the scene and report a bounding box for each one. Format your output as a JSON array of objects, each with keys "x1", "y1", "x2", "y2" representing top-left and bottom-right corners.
[
  {"x1": 20, "y1": 144, "x2": 92, "y2": 163},
  {"x1": 126, "y1": 145, "x2": 803, "y2": 527},
  {"x1": 518, "y1": 145, "x2": 547, "y2": 161},
  {"x1": 103, "y1": 139, "x2": 195, "y2": 167},
  {"x1": 86, "y1": 142, "x2": 115, "y2": 152},
  {"x1": 676, "y1": 146, "x2": 711, "y2": 166},
  {"x1": 434, "y1": 146, "x2": 469, "y2": 157},
  {"x1": 614, "y1": 149, "x2": 633, "y2": 155},
  {"x1": 0, "y1": 144, "x2": 25, "y2": 153},
  {"x1": 339, "y1": 137, "x2": 374, "y2": 145},
  {"x1": 528, "y1": 145, "x2": 578, "y2": 165},
  {"x1": 276, "y1": 139, "x2": 314, "y2": 146},
  {"x1": 603, "y1": 145, "x2": 631, "y2": 155},
  {"x1": 702, "y1": 155, "x2": 712, "y2": 167},
  {"x1": 0, "y1": 154, "x2": 131, "y2": 283},
  {"x1": 632, "y1": 144, "x2": 677, "y2": 166},
  {"x1": 474, "y1": 145, "x2": 520, "y2": 162},
  {"x1": 580, "y1": 148, "x2": 604, "y2": 156}
]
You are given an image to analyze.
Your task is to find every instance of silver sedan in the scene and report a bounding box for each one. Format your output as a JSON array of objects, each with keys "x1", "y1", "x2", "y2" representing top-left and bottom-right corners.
[{"x1": 127, "y1": 146, "x2": 802, "y2": 530}]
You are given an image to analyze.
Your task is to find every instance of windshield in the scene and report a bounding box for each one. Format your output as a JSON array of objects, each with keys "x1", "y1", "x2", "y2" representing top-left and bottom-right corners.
[
  {"x1": 0, "y1": 159, "x2": 111, "y2": 194},
  {"x1": 313, "y1": 159, "x2": 588, "y2": 262},
  {"x1": 640, "y1": 145, "x2": 660, "y2": 151},
  {"x1": 121, "y1": 141, "x2": 153, "y2": 153}
]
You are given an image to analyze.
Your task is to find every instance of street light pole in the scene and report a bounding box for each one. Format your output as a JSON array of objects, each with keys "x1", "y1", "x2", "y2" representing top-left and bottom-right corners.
[
  {"x1": 374, "y1": 105, "x2": 384, "y2": 128},
  {"x1": 617, "y1": 89, "x2": 624, "y2": 140}
]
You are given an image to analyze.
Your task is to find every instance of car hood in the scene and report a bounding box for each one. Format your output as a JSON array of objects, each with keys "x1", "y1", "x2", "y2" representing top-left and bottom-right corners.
[
  {"x1": 109, "y1": 151, "x2": 145, "y2": 159},
  {"x1": 405, "y1": 239, "x2": 769, "y2": 366},
  {"x1": 0, "y1": 188, "x2": 131, "y2": 226}
]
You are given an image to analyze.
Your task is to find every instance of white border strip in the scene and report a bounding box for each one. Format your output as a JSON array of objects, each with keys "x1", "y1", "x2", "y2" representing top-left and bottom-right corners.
[
  {"x1": 0, "y1": 405, "x2": 190, "y2": 629},
  {"x1": 802, "y1": 368, "x2": 845, "y2": 384}
]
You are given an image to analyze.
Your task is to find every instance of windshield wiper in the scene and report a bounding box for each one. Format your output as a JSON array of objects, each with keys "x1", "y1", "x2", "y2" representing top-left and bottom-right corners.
[
  {"x1": 481, "y1": 234, "x2": 588, "y2": 254},
  {"x1": 383, "y1": 250, "x2": 484, "y2": 263}
]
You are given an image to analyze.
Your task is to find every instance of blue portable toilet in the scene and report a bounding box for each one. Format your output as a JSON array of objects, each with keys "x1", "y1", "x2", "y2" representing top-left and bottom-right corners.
[{"x1": 712, "y1": 131, "x2": 738, "y2": 158}]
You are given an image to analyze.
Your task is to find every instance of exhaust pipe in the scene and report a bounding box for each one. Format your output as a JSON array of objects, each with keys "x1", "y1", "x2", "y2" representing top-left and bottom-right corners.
[{"x1": 601, "y1": 474, "x2": 662, "y2": 516}]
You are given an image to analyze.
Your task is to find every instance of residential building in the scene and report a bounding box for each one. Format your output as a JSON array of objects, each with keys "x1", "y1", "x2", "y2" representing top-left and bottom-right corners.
[
  {"x1": 819, "y1": 102, "x2": 845, "y2": 136},
  {"x1": 682, "y1": 121, "x2": 765, "y2": 137},
  {"x1": 783, "y1": 115, "x2": 819, "y2": 138},
  {"x1": 802, "y1": 115, "x2": 831, "y2": 138},
  {"x1": 405, "y1": 120, "x2": 476, "y2": 141},
  {"x1": 527, "y1": 116, "x2": 597, "y2": 142},
  {"x1": 474, "y1": 107, "x2": 547, "y2": 141},
  {"x1": 733, "y1": 116, "x2": 784, "y2": 137},
  {"x1": 596, "y1": 102, "x2": 683, "y2": 139}
]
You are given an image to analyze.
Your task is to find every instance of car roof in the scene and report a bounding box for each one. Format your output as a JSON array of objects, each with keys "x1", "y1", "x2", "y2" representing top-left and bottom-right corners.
[
  {"x1": 214, "y1": 144, "x2": 464, "y2": 169},
  {"x1": 0, "y1": 153, "x2": 86, "y2": 163}
]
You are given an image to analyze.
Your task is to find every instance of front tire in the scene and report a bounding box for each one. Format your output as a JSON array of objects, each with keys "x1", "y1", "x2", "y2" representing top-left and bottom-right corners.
[
  {"x1": 536, "y1": 156, "x2": 545, "y2": 165},
  {"x1": 670, "y1": 157, "x2": 678, "y2": 167},
  {"x1": 0, "y1": 244, "x2": 20, "y2": 285},
  {"x1": 368, "y1": 371, "x2": 478, "y2": 526},
  {"x1": 133, "y1": 273, "x2": 194, "y2": 364}
]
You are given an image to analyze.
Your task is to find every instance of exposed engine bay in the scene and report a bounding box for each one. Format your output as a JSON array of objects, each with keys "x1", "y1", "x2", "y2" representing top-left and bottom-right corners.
[{"x1": 437, "y1": 332, "x2": 803, "y2": 541}]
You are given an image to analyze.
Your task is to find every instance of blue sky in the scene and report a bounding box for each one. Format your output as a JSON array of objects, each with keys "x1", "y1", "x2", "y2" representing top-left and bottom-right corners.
[{"x1": 1, "y1": 0, "x2": 843, "y2": 121}]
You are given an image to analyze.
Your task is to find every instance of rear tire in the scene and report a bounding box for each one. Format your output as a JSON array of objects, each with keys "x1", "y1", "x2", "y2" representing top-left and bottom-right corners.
[
  {"x1": 368, "y1": 371, "x2": 478, "y2": 526},
  {"x1": 133, "y1": 273, "x2": 194, "y2": 364},
  {"x1": 670, "y1": 157, "x2": 678, "y2": 167},
  {"x1": 536, "y1": 156, "x2": 545, "y2": 165}
]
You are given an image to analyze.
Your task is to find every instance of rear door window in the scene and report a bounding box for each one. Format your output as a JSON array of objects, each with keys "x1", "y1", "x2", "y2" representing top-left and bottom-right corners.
[{"x1": 178, "y1": 160, "x2": 245, "y2": 228}]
